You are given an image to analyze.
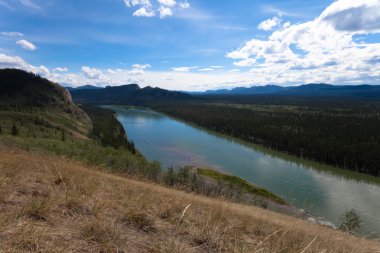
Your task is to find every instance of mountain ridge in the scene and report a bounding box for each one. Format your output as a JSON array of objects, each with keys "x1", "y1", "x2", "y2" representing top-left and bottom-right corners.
[
  {"x1": 70, "y1": 83, "x2": 192, "y2": 105},
  {"x1": 195, "y1": 83, "x2": 380, "y2": 98}
]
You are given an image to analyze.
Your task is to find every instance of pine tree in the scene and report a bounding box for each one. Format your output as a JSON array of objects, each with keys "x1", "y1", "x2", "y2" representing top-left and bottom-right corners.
[
  {"x1": 164, "y1": 166, "x2": 175, "y2": 186},
  {"x1": 11, "y1": 123, "x2": 18, "y2": 136},
  {"x1": 61, "y1": 129, "x2": 65, "y2": 141}
]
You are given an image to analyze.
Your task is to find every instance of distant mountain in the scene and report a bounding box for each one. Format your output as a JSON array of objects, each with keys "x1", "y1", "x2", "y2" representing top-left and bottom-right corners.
[
  {"x1": 65, "y1": 85, "x2": 102, "y2": 91},
  {"x1": 280, "y1": 83, "x2": 380, "y2": 97},
  {"x1": 198, "y1": 83, "x2": 380, "y2": 98},
  {"x1": 201, "y1": 85, "x2": 288, "y2": 95},
  {"x1": 70, "y1": 84, "x2": 192, "y2": 105}
]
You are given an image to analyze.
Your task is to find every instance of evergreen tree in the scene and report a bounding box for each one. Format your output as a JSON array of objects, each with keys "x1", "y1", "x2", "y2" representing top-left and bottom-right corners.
[
  {"x1": 11, "y1": 123, "x2": 18, "y2": 136},
  {"x1": 61, "y1": 129, "x2": 65, "y2": 141},
  {"x1": 164, "y1": 166, "x2": 175, "y2": 186},
  {"x1": 0, "y1": 125, "x2": 2, "y2": 134}
]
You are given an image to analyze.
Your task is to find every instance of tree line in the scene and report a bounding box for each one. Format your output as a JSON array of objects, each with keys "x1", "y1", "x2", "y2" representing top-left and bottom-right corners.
[{"x1": 152, "y1": 98, "x2": 380, "y2": 176}]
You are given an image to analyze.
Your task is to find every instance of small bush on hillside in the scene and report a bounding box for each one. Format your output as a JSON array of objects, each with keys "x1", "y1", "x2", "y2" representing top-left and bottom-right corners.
[{"x1": 339, "y1": 209, "x2": 361, "y2": 234}]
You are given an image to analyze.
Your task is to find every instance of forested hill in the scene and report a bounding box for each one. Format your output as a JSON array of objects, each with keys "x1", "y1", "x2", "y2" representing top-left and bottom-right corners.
[
  {"x1": 0, "y1": 68, "x2": 91, "y2": 141},
  {"x1": 200, "y1": 83, "x2": 380, "y2": 98},
  {"x1": 70, "y1": 84, "x2": 192, "y2": 105},
  {"x1": 0, "y1": 69, "x2": 74, "y2": 108}
]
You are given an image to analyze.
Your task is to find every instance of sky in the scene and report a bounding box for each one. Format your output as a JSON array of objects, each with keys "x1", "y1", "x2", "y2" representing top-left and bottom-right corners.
[{"x1": 0, "y1": 0, "x2": 380, "y2": 91}]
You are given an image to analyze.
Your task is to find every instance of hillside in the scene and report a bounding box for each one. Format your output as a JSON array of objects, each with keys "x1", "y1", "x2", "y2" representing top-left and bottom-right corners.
[
  {"x1": 0, "y1": 147, "x2": 379, "y2": 252},
  {"x1": 1, "y1": 69, "x2": 380, "y2": 252},
  {"x1": 70, "y1": 84, "x2": 192, "y2": 105},
  {"x1": 0, "y1": 69, "x2": 91, "y2": 141}
]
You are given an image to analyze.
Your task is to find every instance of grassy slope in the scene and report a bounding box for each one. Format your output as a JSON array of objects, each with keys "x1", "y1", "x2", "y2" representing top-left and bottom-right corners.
[
  {"x1": 0, "y1": 148, "x2": 379, "y2": 253},
  {"x1": 198, "y1": 168, "x2": 286, "y2": 205},
  {"x1": 0, "y1": 108, "x2": 91, "y2": 141}
]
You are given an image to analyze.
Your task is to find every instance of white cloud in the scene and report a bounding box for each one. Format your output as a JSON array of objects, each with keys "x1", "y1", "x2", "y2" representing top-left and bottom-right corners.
[
  {"x1": 124, "y1": 0, "x2": 152, "y2": 7},
  {"x1": 1, "y1": 31, "x2": 23, "y2": 37},
  {"x1": 320, "y1": 0, "x2": 380, "y2": 33},
  {"x1": 258, "y1": 16, "x2": 281, "y2": 31},
  {"x1": 226, "y1": 0, "x2": 380, "y2": 85},
  {"x1": 158, "y1": 6, "x2": 172, "y2": 18},
  {"x1": 0, "y1": 53, "x2": 49, "y2": 77},
  {"x1": 0, "y1": 53, "x2": 28, "y2": 69},
  {"x1": 53, "y1": 67, "x2": 68, "y2": 72},
  {"x1": 124, "y1": 0, "x2": 189, "y2": 18},
  {"x1": 32, "y1": 65, "x2": 49, "y2": 76},
  {"x1": 133, "y1": 7, "x2": 155, "y2": 17},
  {"x1": 81, "y1": 66, "x2": 105, "y2": 79},
  {"x1": 199, "y1": 68, "x2": 214, "y2": 72},
  {"x1": 178, "y1": 1, "x2": 190, "y2": 9},
  {"x1": 210, "y1": 66, "x2": 224, "y2": 69},
  {"x1": 107, "y1": 68, "x2": 123, "y2": 74},
  {"x1": 232, "y1": 58, "x2": 257, "y2": 67},
  {"x1": 132, "y1": 64, "x2": 151, "y2": 69},
  {"x1": 129, "y1": 63, "x2": 151, "y2": 75},
  {"x1": 171, "y1": 66, "x2": 198, "y2": 72},
  {"x1": 158, "y1": 0, "x2": 176, "y2": 7},
  {"x1": 16, "y1": 39, "x2": 36, "y2": 50}
]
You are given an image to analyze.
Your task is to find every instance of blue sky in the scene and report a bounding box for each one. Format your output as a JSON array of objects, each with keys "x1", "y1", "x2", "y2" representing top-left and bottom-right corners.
[{"x1": 0, "y1": 0, "x2": 379, "y2": 90}]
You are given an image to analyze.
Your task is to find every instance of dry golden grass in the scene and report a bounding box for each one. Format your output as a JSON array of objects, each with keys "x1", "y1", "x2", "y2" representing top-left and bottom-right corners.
[{"x1": 0, "y1": 148, "x2": 379, "y2": 253}]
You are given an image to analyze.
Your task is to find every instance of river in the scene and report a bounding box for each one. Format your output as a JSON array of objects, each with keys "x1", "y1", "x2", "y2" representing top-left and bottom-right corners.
[{"x1": 105, "y1": 105, "x2": 380, "y2": 236}]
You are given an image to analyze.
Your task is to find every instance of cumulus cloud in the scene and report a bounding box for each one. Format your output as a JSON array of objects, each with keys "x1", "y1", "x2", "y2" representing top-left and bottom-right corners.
[
  {"x1": 226, "y1": 0, "x2": 380, "y2": 84},
  {"x1": 129, "y1": 63, "x2": 151, "y2": 75},
  {"x1": 107, "y1": 68, "x2": 123, "y2": 74},
  {"x1": 158, "y1": 0, "x2": 176, "y2": 7},
  {"x1": 0, "y1": 53, "x2": 49, "y2": 77},
  {"x1": 133, "y1": 7, "x2": 155, "y2": 17},
  {"x1": 123, "y1": 0, "x2": 189, "y2": 18},
  {"x1": 16, "y1": 39, "x2": 36, "y2": 50},
  {"x1": 0, "y1": 53, "x2": 28, "y2": 69},
  {"x1": 1, "y1": 32, "x2": 23, "y2": 37},
  {"x1": 258, "y1": 16, "x2": 281, "y2": 31},
  {"x1": 320, "y1": 0, "x2": 380, "y2": 33},
  {"x1": 124, "y1": 0, "x2": 152, "y2": 7},
  {"x1": 81, "y1": 66, "x2": 106, "y2": 79},
  {"x1": 158, "y1": 6, "x2": 172, "y2": 18}
]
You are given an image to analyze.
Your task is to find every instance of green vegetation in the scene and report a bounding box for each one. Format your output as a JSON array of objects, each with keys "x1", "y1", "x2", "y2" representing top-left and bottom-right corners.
[
  {"x1": 11, "y1": 122, "x2": 18, "y2": 136},
  {"x1": 81, "y1": 105, "x2": 136, "y2": 153},
  {"x1": 0, "y1": 136, "x2": 155, "y2": 179},
  {"x1": 0, "y1": 69, "x2": 286, "y2": 212},
  {"x1": 339, "y1": 209, "x2": 362, "y2": 234},
  {"x1": 159, "y1": 166, "x2": 285, "y2": 206},
  {"x1": 198, "y1": 168, "x2": 286, "y2": 204},
  {"x1": 152, "y1": 97, "x2": 380, "y2": 176}
]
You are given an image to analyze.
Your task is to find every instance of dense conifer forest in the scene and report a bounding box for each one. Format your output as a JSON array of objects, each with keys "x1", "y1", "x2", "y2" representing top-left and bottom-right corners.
[{"x1": 152, "y1": 97, "x2": 380, "y2": 176}]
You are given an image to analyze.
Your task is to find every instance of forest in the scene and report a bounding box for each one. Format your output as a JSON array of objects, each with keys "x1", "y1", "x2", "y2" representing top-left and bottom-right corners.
[
  {"x1": 152, "y1": 96, "x2": 380, "y2": 176},
  {"x1": 81, "y1": 105, "x2": 136, "y2": 153}
]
